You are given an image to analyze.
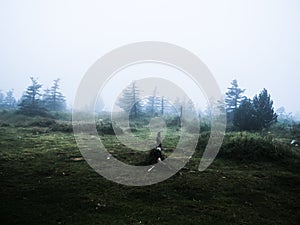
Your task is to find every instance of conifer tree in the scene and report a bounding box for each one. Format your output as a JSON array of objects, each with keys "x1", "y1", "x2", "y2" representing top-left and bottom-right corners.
[{"x1": 225, "y1": 79, "x2": 245, "y2": 112}]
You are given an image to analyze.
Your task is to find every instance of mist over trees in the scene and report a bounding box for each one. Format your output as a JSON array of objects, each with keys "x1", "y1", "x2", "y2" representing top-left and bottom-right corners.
[
  {"x1": 0, "y1": 89, "x2": 17, "y2": 110},
  {"x1": 0, "y1": 77, "x2": 67, "y2": 116},
  {"x1": 106, "y1": 79, "x2": 281, "y2": 133},
  {"x1": 0, "y1": 76, "x2": 297, "y2": 133},
  {"x1": 117, "y1": 81, "x2": 178, "y2": 119},
  {"x1": 18, "y1": 77, "x2": 47, "y2": 116},
  {"x1": 43, "y1": 79, "x2": 66, "y2": 112},
  {"x1": 117, "y1": 81, "x2": 143, "y2": 118}
]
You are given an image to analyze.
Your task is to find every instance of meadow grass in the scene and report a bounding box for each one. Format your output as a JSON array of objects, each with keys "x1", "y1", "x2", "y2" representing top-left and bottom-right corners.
[{"x1": 0, "y1": 126, "x2": 299, "y2": 225}]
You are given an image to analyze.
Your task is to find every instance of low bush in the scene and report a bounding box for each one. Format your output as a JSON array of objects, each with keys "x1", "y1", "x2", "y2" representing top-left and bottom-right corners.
[
  {"x1": 50, "y1": 122, "x2": 73, "y2": 133},
  {"x1": 29, "y1": 118, "x2": 56, "y2": 127},
  {"x1": 96, "y1": 123, "x2": 123, "y2": 135},
  {"x1": 0, "y1": 122, "x2": 10, "y2": 127},
  {"x1": 219, "y1": 132, "x2": 293, "y2": 161}
]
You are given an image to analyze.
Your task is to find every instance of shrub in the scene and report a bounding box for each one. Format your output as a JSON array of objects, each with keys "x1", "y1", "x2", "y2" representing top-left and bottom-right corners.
[
  {"x1": 96, "y1": 123, "x2": 123, "y2": 135},
  {"x1": 0, "y1": 122, "x2": 10, "y2": 127},
  {"x1": 219, "y1": 132, "x2": 293, "y2": 161},
  {"x1": 291, "y1": 123, "x2": 300, "y2": 139},
  {"x1": 50, "y1": 123, "x2": 73, "y2": 132}
]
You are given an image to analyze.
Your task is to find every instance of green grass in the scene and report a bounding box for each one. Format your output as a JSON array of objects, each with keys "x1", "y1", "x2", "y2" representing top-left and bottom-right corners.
[{"x1": 0, "y1": 126, "x2": 299, "y2": 225}]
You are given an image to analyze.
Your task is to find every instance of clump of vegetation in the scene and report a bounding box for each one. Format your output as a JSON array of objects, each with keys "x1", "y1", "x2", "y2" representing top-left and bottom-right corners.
[
  {"x1": 219, "y1": 132, "x2": 293, "y2": 161},
  {"x1": 0, "y1": 122, "x2": 10, "y2": 127},
  {"x1": 28, "y1": 118, "x2": 56, "y2": 127},
  {"x1": 291, "y1": 123, "x2": 300, "y2": 139},
  {"x1": 31, "y1": 127, "x2": 49, "y2": 135},
  {"x1": 96, "y1": 123, "x2": 123, "y2": 135},
  {"x1": 50, "y1": 122, "x2": 73, "y2": 133},
  {"x1": 50, "y1": 111, "x2": 72, "y2": 121}
]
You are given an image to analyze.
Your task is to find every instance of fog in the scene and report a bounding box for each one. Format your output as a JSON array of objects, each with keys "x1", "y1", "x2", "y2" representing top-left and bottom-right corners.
[{"x1": 0, "y1": 0, "x2": 299, "y2": 116}]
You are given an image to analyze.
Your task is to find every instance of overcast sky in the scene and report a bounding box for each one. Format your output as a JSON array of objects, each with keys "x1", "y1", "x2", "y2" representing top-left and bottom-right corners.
[{"x1": 0, "y1": 0, "x2": 299, "y2": 115}]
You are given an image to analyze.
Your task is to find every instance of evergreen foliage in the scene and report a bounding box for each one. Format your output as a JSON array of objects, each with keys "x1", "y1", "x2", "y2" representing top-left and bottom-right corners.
[
  {"x1": 225, "y1": 79, "x2": 245, "y2": 112},
  {"x1": 117, "y1": 81, "x2": 143, "y2": 118},
  {"x1": 18, "y1": 77, "x2": 48, "y2": 116},
  {"x1": 43, "y1": 79, "x2": 66, "y2": 111},
  {"x1": 233, "y1": 89, "x2": 277, "y2": 131},
  {"x1": 0, "y1": 90, "x2": 17, "y2": 110}
]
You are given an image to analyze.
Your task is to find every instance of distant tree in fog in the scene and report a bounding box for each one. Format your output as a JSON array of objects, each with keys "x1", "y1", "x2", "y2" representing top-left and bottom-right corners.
[
  {"x1": 4, "y1": 90, "x2": 16, "y2": 109},
  {"x1": 225, "y1": 79, "x2": 245, "y2": 112},
  {"x1": 144, "y1": 87, "x2": 160, "y2": 116},
  {"x1": 18, "y1": 77, "x2": 48, "y2": 116},
  {"x1": 0, "y1": 90, "x2": 4, "y2": 108},
  {"x1": 43, "y1": 79, "x2": 66, "y2": 112},
  {"x1": 117, "y1": 81, "x2": 142, "y2": 118}
]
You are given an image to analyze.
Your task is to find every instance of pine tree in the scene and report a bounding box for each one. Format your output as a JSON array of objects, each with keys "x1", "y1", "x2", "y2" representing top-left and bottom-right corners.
[
  {"x1": 252, "y1": 88, "x2": 277, "y2": 130},
  {"x1": 18, "y1": 77, "x2": 47, "y2": 116},
  {"x1": 4, "y1": 90, "x2": 16, "y2": 109},
  {"x1": 233, "y1": 89, "x2": 277, "y2": 131},
  {"x1": 145, "y1": 87, "x2": 161, "y2": 116},
  {"x1": 233, "y1": 98, "x2": 256, "y2": 131},
  {"x1": 43, "y1": 79, "x2": 66, "y2": 111},
  {"x1": 117, "y1": 81, "x2": 142, "y2": 118},
  {"x1": 161, "y1": 96, "x2": 165, "y2": 115},
  {"x1": 0, "y1": 90, "x2": 4, "y2": 109},
  {"x1": 225, "y1": 79, "x2": 245, "y2": 112}
]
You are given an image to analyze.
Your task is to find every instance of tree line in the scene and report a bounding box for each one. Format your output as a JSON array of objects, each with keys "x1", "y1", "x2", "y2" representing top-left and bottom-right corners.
[
  {"x1": 0, "y1": 77, "x2": 66, "y2": 116},
  {"x1": 116, "y1": 81, "x2": 195, "y2": 120},
  {"x1": 0, "y1": 76, "x2": 281, "y2": 132},
  {"x1": 117, "y1": 79, "x2": 279, "y2": 132}
]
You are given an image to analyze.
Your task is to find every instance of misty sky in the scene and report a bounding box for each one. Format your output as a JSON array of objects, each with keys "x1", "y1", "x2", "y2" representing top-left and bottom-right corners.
[{"x1": 0, "y1": 0, "x2": 299, "y2": 115}]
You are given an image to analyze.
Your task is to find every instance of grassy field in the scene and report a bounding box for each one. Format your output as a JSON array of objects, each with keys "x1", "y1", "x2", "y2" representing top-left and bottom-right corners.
[{"x1": 0, "y1": 125, "x2": 299, "y2": 225}]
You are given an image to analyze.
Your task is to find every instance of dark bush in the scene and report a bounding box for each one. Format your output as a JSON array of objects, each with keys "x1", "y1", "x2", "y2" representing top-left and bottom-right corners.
[
  {"x1": 50, "y1": 123, "x2": 73, "y2": 132},
  {"x1": 0, "y1": 122, "x2": 10, "y2": 127},
  {"x1": 96, "y1": 123, "x2": 123, "y2": 135}
]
